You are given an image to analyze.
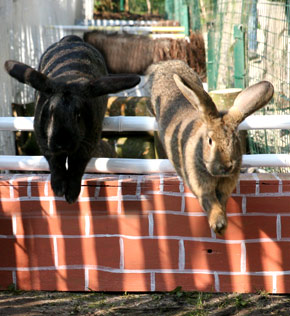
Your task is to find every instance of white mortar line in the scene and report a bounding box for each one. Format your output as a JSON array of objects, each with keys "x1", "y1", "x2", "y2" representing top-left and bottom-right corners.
[
  {"x1": 9, "y1": 174, "x2": 18, "y2": 199},
  {"x1": 241, "y1": 241, "x2": 246, "y2": 273},
  {"x1": 119, "y1": 237, "x2": 124, "y2": 270},
  {"x1": 136, "y1": 175, "x2": 143, "y2": 196},
  {"x1": 273, "y1": 173, "x2": 282, "y2": 194},
  {"x1": 150, "y1": 272, "x2": 155, "y2": 291},
  {"x1": 242, "y1": 196, "x2": 247, "y2": 214},
  {"x1": 252, "y1": 173, "x2": 260, "y2": 195},
  {"x1": 214, "y1": 271, "x2": 220, "y2": 292},
  {"x1": 148, "y1": 213, "x2": 154, "y2": 237},
  {"x1": 159, "y1": 174, "x2": 164, "y2": 192},
  {"x1": 12, "y1": 215, "x2": 17, "y2": 236},
  {"x1": 26, "y1": 175, "x2": 34, "y2": 198},
  {"x1": 272, "y1": 273, "x2": 277, "y2": 294},
  {"x1": 12, "y1": 271, "x2": 17, "y2": 289},
  {"x1": 179, "y1": 240, "x2": 185, "y2": 270},
  {"x1": 53, "y1": 237, "x2": 58, "y2": 267},
  {"x1": 277, "y1": 215, "x2": 281, "y2": 241},
  {"x1": 85, "y1": 268, "x2": 89, "y2": 291}
]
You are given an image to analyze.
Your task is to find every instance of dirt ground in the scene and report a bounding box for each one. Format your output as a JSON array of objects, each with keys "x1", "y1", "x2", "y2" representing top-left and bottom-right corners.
[{"x1": 1, "y1": 289, "x2": 290, "y2": 316}]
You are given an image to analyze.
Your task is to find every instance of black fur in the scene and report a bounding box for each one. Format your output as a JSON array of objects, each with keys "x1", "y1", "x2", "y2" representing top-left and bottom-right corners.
[{"x1": 5, "y1": 35, "x2": 140, "y2": 203}]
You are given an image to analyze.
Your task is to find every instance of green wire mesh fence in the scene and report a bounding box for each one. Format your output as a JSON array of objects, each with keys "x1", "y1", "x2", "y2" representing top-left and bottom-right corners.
[{"x1": 201, "y1": 0, "x2": 290, "y2": 170}]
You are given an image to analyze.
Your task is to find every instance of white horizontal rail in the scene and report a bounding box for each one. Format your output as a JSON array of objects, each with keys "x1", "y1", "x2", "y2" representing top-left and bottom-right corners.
[
  {"x1": 1, "y1": 115, "x2": 290, "y2": 132},
  {"x1": 0, "y1": 155, "x2": 290, "y2": 173}
]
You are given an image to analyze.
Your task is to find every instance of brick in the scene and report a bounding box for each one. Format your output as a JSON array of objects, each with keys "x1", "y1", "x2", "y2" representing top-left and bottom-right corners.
[
  {"x1": 247, "y1": 196, "x2": 290, "y2": 213},
  {"x1": 90, "y1": 215, "x2": 149, "y2": 236},
  {"x1": 141, "y1": 179, "x2": 163, "y2": 194},
  {"x1": 98, "y1": 185, "x2": 119, "y2": 197},
  {"x1": 122, "y1": 194, "x2": 182, "y2": 213},
  {"x1": 239, "y1": 174, "x2": 257, "y2": 194},
  {"x1": 16, "y1": 216, "x2": 86, "y2": 236},
  {"x1": 0, "y1": 200, "x2": 51, "y2": 216},
  {"x1": 123, "y1": 238, "x2": 179, "y2": 270},
  {"x1": 155, "y1": 273, "x2": 215, "y2": 292},
  {"x1": 16, "y1": 269, "x2": 85, "y2": 291},
  {"x1": 246, "y1": 242, "x2": 290, "y2": 271},
  {"x1": 281, "y1": 217, "x2": 290, "y2": 238},
  {"x1": 0, "y1": 238, "x2": 55, "y2": 268},
  {"x1": 54, "y1": 200, "x2": 119, "y2": 215},
  {"x1": 80, "y1": 185, "x2": 98, "y2": 198},
  {"x1": 219, "y1": 275, "x2": 273, "y2": 293},
  {"x1": 184, "y1": 196, "x2": 203, "y2": 213},
  {"x1": 153, "y1": 214, "x2": 211, "y2": 237},
  {"x1": 121, "y1": 182, "x2": 137, "y2": 195},
  {"x1": 184, "y1": 241, "x2": 241, "y2": 272},
  {"x1": 30, "y1": 183, "x2": 47, "y2": 197},
  {"x1": 0, "y1": 271, "x2": 13, "y2": 290},
  {"x1": 226, "y1": 196, "x2": 243, "y2": 213},
  {"x1": 0, "y1": 217, "x2": 13, "y2": 235},
  {"x1": 89, "y1": 270, "x2": 151, "y2": 292},
  {"x1": 0, "y1": 185, "x2": 11, "y2": 198},
  {"x1": 278, "y1": 174, "x2": 290, "y2": 192},
  {"x1": 218, "y1": 215, "x2": 277, "y2": 240},
  {"x1": 257, "y1": 174, "x2": 279, "y2": 193},
  {"x1": 276, "y1": 275, "x2": 290, "y2": 293},
  {"x1": 57, "y1": 237, "x2": 120, "y2": 268}
]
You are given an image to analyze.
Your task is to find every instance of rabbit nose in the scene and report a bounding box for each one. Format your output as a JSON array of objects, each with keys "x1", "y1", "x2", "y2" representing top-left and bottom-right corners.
[{"x1": 224, "y1": 162, "x2": 233, "y2": 173}]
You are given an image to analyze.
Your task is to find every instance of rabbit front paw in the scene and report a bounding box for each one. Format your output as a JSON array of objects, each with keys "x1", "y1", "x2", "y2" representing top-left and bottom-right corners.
[
  {"x1": 51, "y1": 174, "x2": 67, "y2": 197},
  {"x1": 208, "y1": 207, "x2": 227, "y2": 235},
  {"x1": 65, "y1": 179, "x2": 82, "y2": 204}
]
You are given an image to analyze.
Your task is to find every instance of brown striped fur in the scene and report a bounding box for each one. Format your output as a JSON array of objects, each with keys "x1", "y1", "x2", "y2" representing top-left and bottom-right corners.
[
  {"x1": 147, "y1": 60, "x2": 274, "y2": 234},
  {"x1": 5, "y1": 35, "x2": 140, "y2": 203}
]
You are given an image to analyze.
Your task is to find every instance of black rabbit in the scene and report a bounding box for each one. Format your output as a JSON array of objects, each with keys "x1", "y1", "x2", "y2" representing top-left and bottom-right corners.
[{"x1": 5, "y1": 35, "x2": 140, "y2": 203}]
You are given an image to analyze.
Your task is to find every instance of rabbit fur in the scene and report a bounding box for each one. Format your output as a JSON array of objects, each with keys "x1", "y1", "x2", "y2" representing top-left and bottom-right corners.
[
  {"x1": 5, "y1": 35, "x2": 140, "y2": 203},
  {"x1": 146, "y1": 60, "x2": 274, "y2": 234}
]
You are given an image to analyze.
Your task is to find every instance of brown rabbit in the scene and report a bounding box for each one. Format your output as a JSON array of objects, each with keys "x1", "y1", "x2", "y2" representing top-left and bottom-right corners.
[{"x1": 147, "y1": 60, "x2": 274, "y2": 234}]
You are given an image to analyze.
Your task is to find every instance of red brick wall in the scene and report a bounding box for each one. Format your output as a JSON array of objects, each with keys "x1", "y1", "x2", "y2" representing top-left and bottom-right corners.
[{"x1": 1, "y1": 172, "x2": 290, "y2": 293}]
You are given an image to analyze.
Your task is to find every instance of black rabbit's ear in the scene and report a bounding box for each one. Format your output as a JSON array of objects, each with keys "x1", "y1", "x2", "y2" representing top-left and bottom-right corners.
[
  {"x1": 88, "y1": 74, "x2": 141, "y2": 97},
  {"x1": 4, "y1": 60, "x2": 52, "y2": 93},
  {"x1": 173, "y1": 74, "x2": 219, "y2": 120},
  {"x1": 227, "y1": 81, "x2": 274, "y2": 125}
]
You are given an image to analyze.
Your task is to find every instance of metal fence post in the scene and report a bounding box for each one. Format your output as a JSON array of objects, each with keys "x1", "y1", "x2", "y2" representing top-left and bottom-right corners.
[
  {"x1": 207, "y1": 22, "x2": 217, "y2": 91},
  {"x1": 165, "y1": 0, "x2": 174, "y2": 20},
  {"x1": 234, "y1": 25, "x2": 245, "y2": 89}
]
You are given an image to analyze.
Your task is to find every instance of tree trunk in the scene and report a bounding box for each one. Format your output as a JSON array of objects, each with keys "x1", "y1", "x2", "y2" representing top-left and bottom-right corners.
[{"x1": 146, "y1": 0, "x2": 152, "y2": 14}]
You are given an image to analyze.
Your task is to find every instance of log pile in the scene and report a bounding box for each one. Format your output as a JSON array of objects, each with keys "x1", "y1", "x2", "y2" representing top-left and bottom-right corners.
[{"x1": 84, "y1": 31, "x2": 206, "y2": 80}]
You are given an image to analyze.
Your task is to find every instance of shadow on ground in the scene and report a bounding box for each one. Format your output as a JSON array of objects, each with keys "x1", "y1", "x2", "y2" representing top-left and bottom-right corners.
[{"x1": 1, "y1": 289, "x2": 290, "y2": 316}]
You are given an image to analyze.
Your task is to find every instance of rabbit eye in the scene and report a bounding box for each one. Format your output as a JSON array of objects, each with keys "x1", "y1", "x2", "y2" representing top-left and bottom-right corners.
[{"x1": 208, "y1": 137, "x2": 213, "y2": 146}]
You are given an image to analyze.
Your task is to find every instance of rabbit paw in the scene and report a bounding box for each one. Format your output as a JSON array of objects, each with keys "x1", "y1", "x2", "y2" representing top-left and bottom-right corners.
[
  {"x1": 208, "y1": 209, "x2": 227, "y2": 235},
  {"x1": 65, "y1": 180, "x2": 81, "y2": 204},
  {"x1": 51, "y1": 175, "x2": 67, "y2": 197}
]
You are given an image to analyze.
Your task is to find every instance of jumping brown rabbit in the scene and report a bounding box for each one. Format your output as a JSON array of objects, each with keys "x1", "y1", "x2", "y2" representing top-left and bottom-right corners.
[{"x1": 147, "y1": 60, "x2": 274, "y2": 234}]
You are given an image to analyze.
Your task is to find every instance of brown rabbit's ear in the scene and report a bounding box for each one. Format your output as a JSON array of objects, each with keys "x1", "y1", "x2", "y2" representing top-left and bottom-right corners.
[
  {"x1": 226, "y1": 81, "x2": 274, "y2": 125},
  {"x1": 173, "y1": 74, "x2": 219, "y2": 120},
  {"x1": 5, "y1": 60, "x2": 52, "y2": 93}
]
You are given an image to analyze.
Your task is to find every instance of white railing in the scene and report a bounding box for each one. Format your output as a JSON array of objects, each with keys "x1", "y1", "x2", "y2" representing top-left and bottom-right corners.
[
  {"x1": 1, "y1": 115, "x2": 290, "y2": 132},
  {"x1": 0, "y1": 115, "x2": 290, "y2": 173}
]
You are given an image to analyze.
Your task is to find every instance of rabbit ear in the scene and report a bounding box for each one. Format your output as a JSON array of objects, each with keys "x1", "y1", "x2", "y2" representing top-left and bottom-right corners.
[
  {"x1": 87, "y1": 74, "x2": 141, "y2": 97},
  {"x1": 173, "y1": 74, "x2": 219, "y2": 120},
  {"x1": 5, "y1": 60, "x2": 52, "y2": 93},
  {"x1": 226, "y1": 81, "x2": 274, "y2": 125}
]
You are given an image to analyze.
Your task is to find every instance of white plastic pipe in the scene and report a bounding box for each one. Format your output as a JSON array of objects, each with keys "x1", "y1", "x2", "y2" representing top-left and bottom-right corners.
[
  {"x1": 1, "y1": 115, "x2": 290, "y2": 132},
  {"x1": 0, "y1": 155, "x2": 290, "y2": 173}
]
